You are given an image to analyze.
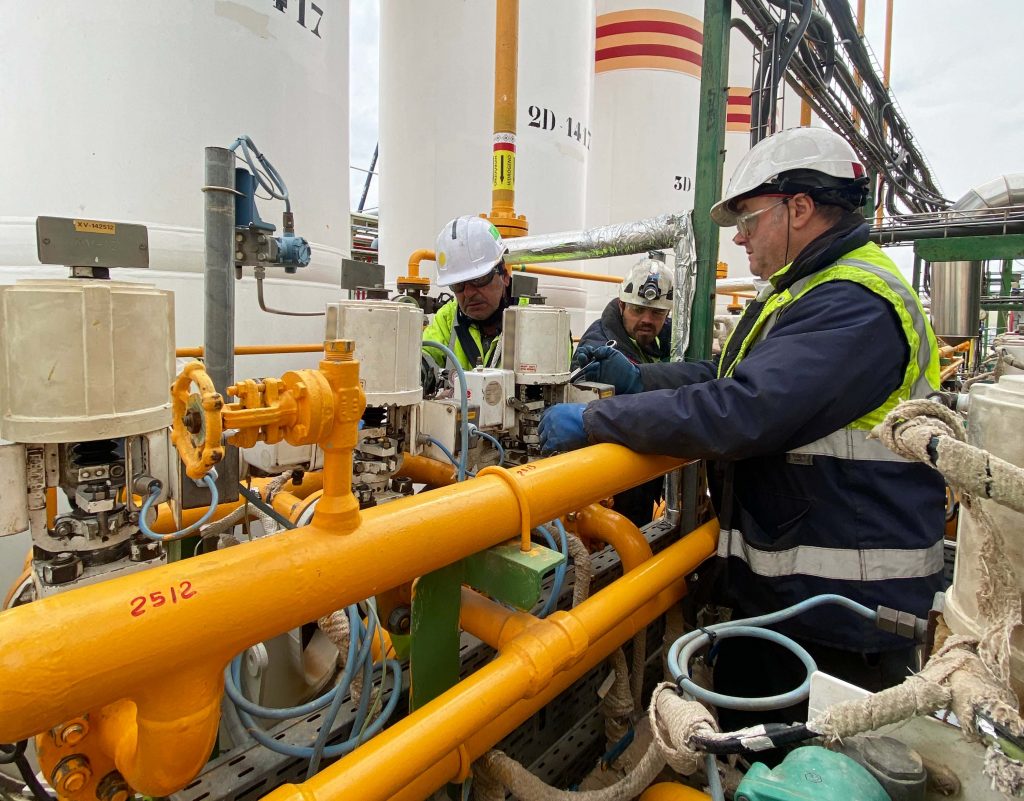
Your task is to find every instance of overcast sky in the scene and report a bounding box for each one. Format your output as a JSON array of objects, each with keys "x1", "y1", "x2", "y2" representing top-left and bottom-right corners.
[{"x1": 349, "y1": 1, "x2": 1022, "y2": 217}]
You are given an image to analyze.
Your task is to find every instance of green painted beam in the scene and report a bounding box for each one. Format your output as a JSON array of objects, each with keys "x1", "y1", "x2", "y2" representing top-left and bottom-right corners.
[
  {"x1": 463, "y1": 541, "x2": 565, "y2": 611},
  {"x1": 686, "y1": 0, "x2": 731, "y2": 363},
  {"x1": 409, "y1": 562, "x2": 463, "y2": 712},
  {"x1": 914, "y1": 234, "x2": 1024, "y2": 263}
]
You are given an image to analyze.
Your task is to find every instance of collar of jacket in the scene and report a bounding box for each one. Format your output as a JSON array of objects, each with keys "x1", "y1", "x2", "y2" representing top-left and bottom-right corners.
[
  {"x1": 719, "y1": 214, "x2": 870, "y2": 378},
  {"x1": 769, "y1": 212, "x2": 870, "y2": 293},
  {"x1": 599, "y1": 298, "x2": 671, "y2": 362}
]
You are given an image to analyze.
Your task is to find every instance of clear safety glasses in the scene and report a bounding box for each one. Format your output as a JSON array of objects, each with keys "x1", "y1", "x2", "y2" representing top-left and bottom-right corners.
[{"x1": 735, "y1": 197, "x2": 790, "y2": 237}]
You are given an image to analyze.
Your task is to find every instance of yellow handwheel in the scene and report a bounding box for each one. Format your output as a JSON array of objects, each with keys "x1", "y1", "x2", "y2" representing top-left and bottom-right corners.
[{"x1": 171, "y1": 361, "x2": 226, "y2": 480}]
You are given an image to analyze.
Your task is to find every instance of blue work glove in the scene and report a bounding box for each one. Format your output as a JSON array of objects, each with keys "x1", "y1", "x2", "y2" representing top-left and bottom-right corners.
[
  {"x1": 539, "y1": 403, "x2": 589, "y2": 453},
  {"x1": 571, "y1": 345, "x2": 644, "y2": 395}
]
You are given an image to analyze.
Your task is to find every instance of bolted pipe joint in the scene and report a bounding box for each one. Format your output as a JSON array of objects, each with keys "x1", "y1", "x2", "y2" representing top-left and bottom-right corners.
[{"x1": 502, "y1": 612, "x2": 590, "y2": 698}]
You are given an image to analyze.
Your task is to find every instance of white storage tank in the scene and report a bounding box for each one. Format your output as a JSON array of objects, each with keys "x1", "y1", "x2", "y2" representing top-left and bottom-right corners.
[
  {"x1": 585, "y1": 1, "x2": 704, "y2": 323},
  {"x1": 379, "y1": 0, "x2": 595, "y2": 331},
  {"x1": 0, "y1": 1, "x2": 351, "y2": 381}
]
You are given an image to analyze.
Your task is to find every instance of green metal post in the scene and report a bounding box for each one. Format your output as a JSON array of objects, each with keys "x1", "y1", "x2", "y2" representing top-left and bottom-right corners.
[
  {"x1": 681, "y1": 0, "x2": 730, "y2": 533},
  {"x1": 686, "y1": 0, "x2": 731, "y2": 364},
  {"x1": 911, "y1": 254, "x2": 922, "y2": 293},
  {"x1": 999, "y1": 258, "x2": 1013, "y2": 335}
]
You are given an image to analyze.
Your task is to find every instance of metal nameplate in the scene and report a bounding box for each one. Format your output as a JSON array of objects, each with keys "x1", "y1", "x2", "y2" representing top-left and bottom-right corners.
[{"x1": 36, "y1": 216, "x2": 149, "y2": 269}]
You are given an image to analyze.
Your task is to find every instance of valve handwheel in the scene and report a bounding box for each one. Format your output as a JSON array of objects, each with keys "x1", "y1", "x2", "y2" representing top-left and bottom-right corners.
[{"x1": 171, "y1": 361, "x2": 226, "y2": 480}]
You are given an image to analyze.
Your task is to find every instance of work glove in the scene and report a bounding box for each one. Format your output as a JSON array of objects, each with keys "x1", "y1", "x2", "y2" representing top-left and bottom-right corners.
[
  {"x1": 420, "y1": 352, "x2": 440, "y2": 397},
  {"x1": 539, "y1": 403, "x2": 588, "y2": 453},
  {"x1": 571, "y1": 345, "x2": 643, "y2": 395}
]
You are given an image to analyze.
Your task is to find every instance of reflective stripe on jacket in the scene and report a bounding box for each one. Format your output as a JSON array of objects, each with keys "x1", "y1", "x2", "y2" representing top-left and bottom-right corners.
[{"x1": 583, "y1": 240, "x2": 947, "y2": 650}]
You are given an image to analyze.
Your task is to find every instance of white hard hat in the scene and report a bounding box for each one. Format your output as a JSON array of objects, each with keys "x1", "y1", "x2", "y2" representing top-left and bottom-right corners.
[
  {"x1": 711, "y1": 127, "x2": 867, "y2": 226},
  {"x1": 434, "y1": 216, "x2": 507, "y2": 287},
  {"x1": 619, "y1": 256, "x2": 674, "y2": 311}
]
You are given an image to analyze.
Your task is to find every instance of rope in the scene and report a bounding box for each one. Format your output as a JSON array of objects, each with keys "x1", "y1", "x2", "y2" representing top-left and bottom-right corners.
[
  {"x1": 472, "y1": 683, "x2": 720, "y2": 800},
  {"x1": 565, "y1": 532, "x2": 592, "y2": 608},
  {"x1": 872, "y1": 399, "x2": 1024, "y2": 514},
  {"x1": 319, "y1": 609, "x2": 363, "y2": 701},
  {"x1": 600, "y1": 650, "x2": 634, "y2": 748}
]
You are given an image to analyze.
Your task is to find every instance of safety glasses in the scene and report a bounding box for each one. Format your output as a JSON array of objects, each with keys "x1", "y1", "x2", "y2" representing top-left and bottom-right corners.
[
  {"x1": 450, "y1": 266, "x2": 501, "y2": 294},
  {"x1": 735, "y1": 197, "x2": 790, "y2": 237}
]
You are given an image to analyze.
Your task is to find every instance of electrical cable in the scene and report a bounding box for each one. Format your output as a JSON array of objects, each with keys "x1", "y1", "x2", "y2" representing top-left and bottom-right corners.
[
  {"x1": 423, "y1": 340, "x2": 470, "y2": 481},
  {"x1": 0, "y1": 741, "x2": 54, "y2": 801},
  {"x1": 228, "y1": 135, "x2": 291, "y2": 212},
  {"x1": 469, "y1": 424, "x2": 505, "y2": 466},
  {"x1": 423, "y1": 436, "x2": 477, "y2": 479},
  {"x1": 138, "y1": 471, "x2": 219, "y2": 542},
  {"x1": 535, "y1": 522, "x2": 568, "y2": 618},
  {"x1": 668, "y1": 594, "x2": 877, "y2": 711}
]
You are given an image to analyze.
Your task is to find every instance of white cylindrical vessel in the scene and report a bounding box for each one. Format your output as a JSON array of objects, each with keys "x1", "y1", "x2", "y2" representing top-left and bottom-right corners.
[
  {"x1": 502, "y1": 305, "x2": 572, "y2": 384},
  {"x1": 0, "y1": 280, "x2": 175, "y2": 442},
  {"x1": 379, "y1": 0, "x2": 594, "y2": 330},
  {"x1": 324, "y1": 301, "x2": 423, "y2": 407},
  {"x1": 944, "y1": 375, "x2": 1024, "y2": 694},
  {"x1": 586, "y1": 2, "x2": 704, "y2": 323},
  {"x1": 0, "y1": 1, "x2": 350, "y2": 380}
]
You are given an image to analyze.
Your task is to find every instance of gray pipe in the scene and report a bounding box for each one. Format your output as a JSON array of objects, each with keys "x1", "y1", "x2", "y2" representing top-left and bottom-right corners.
[
  {"x1": 930, "y1": 175, "x2": 1024, "y2": 343},
  {"x1": 204, "y1": 147, "x2": 236, "y2": 394}
]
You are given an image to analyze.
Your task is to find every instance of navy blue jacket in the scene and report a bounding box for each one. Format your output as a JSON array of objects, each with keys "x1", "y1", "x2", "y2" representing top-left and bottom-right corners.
[
  {"x1": 582, "y1": 269, "x2": 945, "y2": 650},
  {"x1": 578, "y1": 299, "x2": 672, "y2": 364}
]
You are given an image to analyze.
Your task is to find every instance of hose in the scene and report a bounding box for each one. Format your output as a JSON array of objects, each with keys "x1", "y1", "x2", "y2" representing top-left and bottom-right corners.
[
  {"x1": 229, "y1": 135, "x2": 291, "y2": 212},
  {"x1": 535, "y1": 521, "x2": 569, "y2": 618},
  {"x1": 0, "y1": 741, "x2": 54, "y2": 801},
  {"x1": 423, "y1": 340, "x2": 470, "y2": 481},
  {"x1": 470, "y1": 424, "x2": 506, "y2": 466},
  {"x1": 667, "y1": 594, "x2": 877, "y2": 711},
  {"x1": 138, "y1": 471, "x2": 220, "y2": 542}
]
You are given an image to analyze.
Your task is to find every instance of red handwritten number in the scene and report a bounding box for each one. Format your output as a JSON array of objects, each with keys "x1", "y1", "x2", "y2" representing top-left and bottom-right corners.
[
  {"x1": 130, "y1": 596, "x2": 146, "y2": 617},
  {"x1": 129, "y1": 581, "x2": 197, "y2": 617}
]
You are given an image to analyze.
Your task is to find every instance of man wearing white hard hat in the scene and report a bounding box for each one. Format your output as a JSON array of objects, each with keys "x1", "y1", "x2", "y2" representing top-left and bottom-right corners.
[
  {"x1": 542, "y1": 127, "x2": 945, "y2": 709},
  {"x1": 422, "y1": 215, "x2": 519, "y2": 371},
  {"x1": 577, "y1": 253, "x2": 675, "y2": 365}
]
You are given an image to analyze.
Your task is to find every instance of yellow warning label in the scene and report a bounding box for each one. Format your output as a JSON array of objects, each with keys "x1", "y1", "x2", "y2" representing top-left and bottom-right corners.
[
  {"x1": 492, "y1": 152, "x2": 516, "y2": 191},
  {"x1": 73, "y1": 219, "x2": 116, "y2": 235}
]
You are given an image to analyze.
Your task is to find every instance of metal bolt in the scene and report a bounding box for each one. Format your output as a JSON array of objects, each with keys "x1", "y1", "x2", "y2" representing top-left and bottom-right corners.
[
  {"x1": 54, "y1": 520, "x2": 74, "y2": 538},
  {"x1": 183, "y1": 409, "x2": 202, "y2": 435},
  {"x1": 80, "y1": 470, "x2": 91, "y2": 479},
  {"x1": 96, "y1": 771, "x2": 131, "y2": 801},
  {"x1": 324, "y1": 339, "x2": 355, "y2": 362},
  {"x1": 566, "y1": 512, "x2": 578, "y2": 522},
  {"x1": 109, "y1": 464, "x2": 125, "y2": 478},
  {"x1": 55, "y1": 718, "x2": 89, "y2": 746},
  {"x1": 235, "y1": 234, "x2": 244, "y2": 243},
  {"x1": 235, "y1": 250, "x2": 245, "y2": 260},
  {"x1": 388, "y1": 606, "x2": 412, "y2": 633},
  {"x1": 51, "y1": 755, "x2": 92, "y2": 795}
]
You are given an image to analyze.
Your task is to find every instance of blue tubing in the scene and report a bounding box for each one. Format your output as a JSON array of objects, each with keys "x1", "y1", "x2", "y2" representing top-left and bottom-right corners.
[
  {"x1": 536, "y1": 522, "x2": 568, "y2": 618},
  {"x1": 138, "y1": 472, "x2": 219, "y2": 542},
  {"x1": 667, "y1": 594, "x2": 877, "y2": 712},
  {"x1": 423, "y1": 340, "x2": 470, "y2": 482}
]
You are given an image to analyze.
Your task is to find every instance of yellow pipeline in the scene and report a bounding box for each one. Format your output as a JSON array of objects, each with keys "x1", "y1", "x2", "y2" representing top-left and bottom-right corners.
[
  {"x1": 264, "y1": 519, "x2": 719, "y2": 801},
  {"x1": 507, "y1": 263, "x2": 623, "y2": 284},
  {"x1": 574, "y1": 503, "x2": 653, "y2": 572},
  {"x1": 641, "y1": 783, "x2": 711, "y2": 801},
  {"x1": 487, "y1": 0, "x2": 528, "y2": 237},
  {"x1": 175, "y1": 344, "x2": 324, "y2": 358},
  {"x1": 147, "y1": 472, "x2": 323, "y2": 534},
  {"x1": 395, "y1": 452, "x2": 457, "y2": 488},
  {"x1": 0, "y1": 446, "x2": 683, "y2": 794}
]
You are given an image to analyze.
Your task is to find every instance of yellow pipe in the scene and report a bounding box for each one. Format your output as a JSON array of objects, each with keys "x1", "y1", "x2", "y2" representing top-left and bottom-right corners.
[
  {"x1": 641, "y1": 783, "x2": 711, "y2": 801},
  {"x1": 0, "y1": 446, "x2": 684, "y2": 792},
  {"x1": 459, "y1": 587, "x2": 534, "y2": 649},
  {"x1": 175, "y1": 344, "x2": 324, "y2": 358},
  {"x1": 267, "y1": 519, "x2": 718, "y2": 801},
  {"x1": 488, "y1": 0, "x2": 528, "y2": 237},
  {"x1": 395, "y1": 452, "x2": 457, "y2": 488},
  {"x1": 272, "y1": 489, "x2": 321, "y2": 522},
  {"x1": 574, "y1": 503, "x2": 652, "y2": 572},
  {"x1": 508, "y1": 262, "x2": 623, "y2": 284}
]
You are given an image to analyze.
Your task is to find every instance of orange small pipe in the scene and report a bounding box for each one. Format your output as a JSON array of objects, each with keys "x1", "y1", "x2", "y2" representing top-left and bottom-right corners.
[
  {"x1": 641, "y1": 783, "x2": 711, "y2": 801},
  {"x1": 46, "y1": 487, "x2": 57, "y2": 529},
  {"x1": 396, "y1": 453, "x2": 457, "y2": 488},
  {"x1": 406, "y1": 249, "x2": 434, "y2": 281},
  {"x1": 575, "y1": 503, "x2": 652, "y2": 573},
  {"x1": 175, "y1": 344, "x2": 324, "y2": 358},
  {"x1": 508, "y1": 263, "x2": 622, "y2": 284}
]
